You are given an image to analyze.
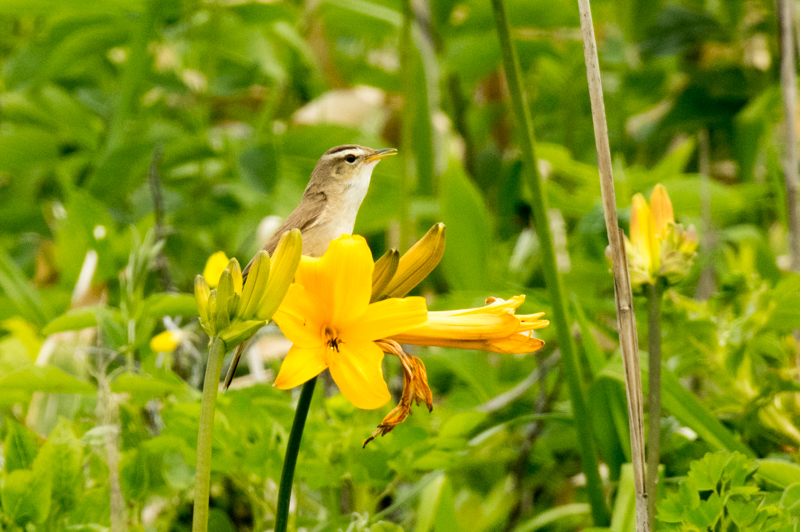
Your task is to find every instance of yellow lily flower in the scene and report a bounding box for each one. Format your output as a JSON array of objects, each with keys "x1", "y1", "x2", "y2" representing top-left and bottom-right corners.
[
  {"x1": 202, "y1": 251, "x2": 230, "y2": 288},
  {"x1": 389, "y1": 295, "x2": 548, "y2": 354},
  {"x1": 623, "y1": 184, "x2": 697, "y2": 286},
  {"x1": 272, "y1": 235, "x2": 428, "y2": 409}
]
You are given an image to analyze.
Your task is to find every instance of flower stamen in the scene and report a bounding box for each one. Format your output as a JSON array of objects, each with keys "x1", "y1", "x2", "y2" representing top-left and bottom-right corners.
[{"x1": 324, "y1": 326, "x2": 341, "y2": 352}]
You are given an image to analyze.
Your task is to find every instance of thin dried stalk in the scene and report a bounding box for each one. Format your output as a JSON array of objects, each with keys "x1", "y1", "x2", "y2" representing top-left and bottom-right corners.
[{"x1": 576, "y1": 1, "x2": 648, "y2": 531}]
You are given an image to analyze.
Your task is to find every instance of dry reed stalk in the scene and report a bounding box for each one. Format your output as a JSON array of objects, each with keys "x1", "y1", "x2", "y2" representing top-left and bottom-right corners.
[{"x1": 576, "y1": 1, "x2": 649, "y2": 530}]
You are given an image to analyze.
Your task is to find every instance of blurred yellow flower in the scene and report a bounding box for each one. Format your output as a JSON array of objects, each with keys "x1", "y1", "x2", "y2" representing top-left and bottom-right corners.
[
  {"x1": 272, "y1": 235, "x2": 428, "y2": 409},
  {"x1": 623, "y1": 184, "x2": 697, "y2": 286},
  {"x1": 150, "y1": 330, "x2": 184, "y2": 353},
  {"x1": 202, "y1": 251, "x2": 229, "y2": 288},
  {"x1": 389, "y1": 295, "x2": 548, "y2": 354}
]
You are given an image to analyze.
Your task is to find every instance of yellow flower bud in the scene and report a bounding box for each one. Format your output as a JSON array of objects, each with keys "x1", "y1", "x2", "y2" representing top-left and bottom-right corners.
[
  {"x1": 255, "y1": 229, "x2": 302, "y2": 321},
  {"x1": 620, "y1": 184, "x2": 697, "y2": 287},
  {"x1": 377, "y1": 223, "x2": 446, "y2": 300}
]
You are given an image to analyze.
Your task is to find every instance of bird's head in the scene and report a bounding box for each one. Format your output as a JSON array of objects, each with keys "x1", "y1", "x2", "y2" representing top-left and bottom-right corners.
[{"x1": 309, "y1": 145, "x2": 397, "y2": 201}]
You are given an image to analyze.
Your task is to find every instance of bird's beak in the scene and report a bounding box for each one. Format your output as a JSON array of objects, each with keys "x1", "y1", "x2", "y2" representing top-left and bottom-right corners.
[{"x1": 365, "y1": 148, "x2": 398, "y2": 163}]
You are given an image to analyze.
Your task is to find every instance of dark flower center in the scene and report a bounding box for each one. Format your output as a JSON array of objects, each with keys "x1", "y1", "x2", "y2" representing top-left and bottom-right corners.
[{"x1": 324, "y1": 326, "x2": 341, "y2": 352}]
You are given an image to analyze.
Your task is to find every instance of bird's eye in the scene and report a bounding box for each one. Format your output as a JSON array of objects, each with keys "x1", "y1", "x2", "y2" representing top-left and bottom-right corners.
[{"x1": 345, "y1": 154, "x2": 357, "y2": 163}]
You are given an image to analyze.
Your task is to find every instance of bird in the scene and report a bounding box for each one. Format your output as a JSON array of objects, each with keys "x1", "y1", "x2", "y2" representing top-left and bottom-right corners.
[{"x1": 224, "y1": 144, "x2": 397, "y2": 388}]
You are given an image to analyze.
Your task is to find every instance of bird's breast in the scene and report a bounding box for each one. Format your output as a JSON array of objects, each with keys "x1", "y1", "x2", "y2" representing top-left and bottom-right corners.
[{"x1": 301, "y1": 203, "x2": 359, "y2": 257}]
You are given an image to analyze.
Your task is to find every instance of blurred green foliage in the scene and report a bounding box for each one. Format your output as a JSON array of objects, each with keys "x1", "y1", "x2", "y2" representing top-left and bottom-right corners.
[{"x1": 1, "y1": 0, "x2": 800, "y2": 530}]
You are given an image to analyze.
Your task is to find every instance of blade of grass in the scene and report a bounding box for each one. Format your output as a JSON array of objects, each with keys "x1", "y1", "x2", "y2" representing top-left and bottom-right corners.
[
  {"x1": 489, "y1": 0, "x2": 610, "y2": 525},
  {"x1": 575, "y1": 0, "x2": 648, "y2": 530}
]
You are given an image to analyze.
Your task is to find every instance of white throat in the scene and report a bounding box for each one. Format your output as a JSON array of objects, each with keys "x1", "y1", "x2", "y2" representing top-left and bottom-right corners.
[
  {"x1": 323, "y1": 160, "x2": 376, "y2": 238},
  {"x1": 341, "y1": 160, "x2": 378, "y2": 217}
]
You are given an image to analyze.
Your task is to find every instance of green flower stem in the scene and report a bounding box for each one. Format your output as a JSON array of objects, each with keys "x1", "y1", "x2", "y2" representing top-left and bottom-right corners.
[
  {"x1": 490, "y1": 0, "x2": 610, "y2": 525},
  {"x1": 192, "y1": 336, "x2": 227, "y2": 532},
  {"x1": 399, "y1": 0, "x2": 414, "y2": 251},
  {"x1": 275, "y1": 377, "x2": 318, "y2": 532},
  {"x1": 646, "y1": 282, "x2": 664, "y2": 531}
]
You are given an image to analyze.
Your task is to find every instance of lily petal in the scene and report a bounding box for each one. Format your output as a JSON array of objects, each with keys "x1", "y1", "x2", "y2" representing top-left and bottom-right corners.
[
  {"x1": 346, "y1": 297, "x2": 428, "y2": 340},
  {"x1": 272, "y1": 284, "x2": 325, "y2": 348},
  {"x1": 391, "y1": 332, "x2": 545, "y2": 354},
  {"x1": 650, "y1": 184, "x2": 674, "y2": 238},
  {"x1": 295, "y1": 235, "x2": 373, "y2": 326},
  {"x1": 396, "y1": 312, "x2": 520, "y2": 340},
  {"x1": 431, "y1": 295, "x2": 526, "y2": 317},
  {"x1": 328, "y1": 340, "x2": 390, "y2": 409},
  {"x1": 629, "y1": 195, "x2": 651, "y2": 255},
  {"x1": 274, "y1": 345, "x2": 328, "y2": 389}
]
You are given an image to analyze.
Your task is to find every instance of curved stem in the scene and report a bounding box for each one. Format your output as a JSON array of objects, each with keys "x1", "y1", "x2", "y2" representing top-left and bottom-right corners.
[
  {"x1": 192, "y1": 337, "x2": 226, "y2": 532},
  {"x1": 489, "y1": 0, "x2": 610, "y2": 525},
  {"x1": 646, "y1": 282, "x2": 663, "y2": 531},
  {"x1": 275, "y1": 377, "x2": 318, "y2": 532}
]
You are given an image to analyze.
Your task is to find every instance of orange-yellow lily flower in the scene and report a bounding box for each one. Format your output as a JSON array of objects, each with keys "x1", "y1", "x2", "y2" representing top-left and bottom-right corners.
[
  {"x1": 389, "y1": 295, "x2": 548, "y2": 354},
  {"x1": 272, "y1": 235, "x2": 428, "y2": 409},
  {"x1": 623, "y1": 184, "x2": 697, "y2": 286}
]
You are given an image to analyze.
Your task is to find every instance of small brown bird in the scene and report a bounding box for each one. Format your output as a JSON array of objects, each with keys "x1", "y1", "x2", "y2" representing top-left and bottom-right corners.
[{"x1": 225, "y1": 144, "x2": 397, "y2": 388}]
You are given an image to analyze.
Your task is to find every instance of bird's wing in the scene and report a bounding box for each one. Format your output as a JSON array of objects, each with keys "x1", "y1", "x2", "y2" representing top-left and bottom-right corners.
[{"x1": 241, "y1": 192, "x2": 325, "y2": 282}]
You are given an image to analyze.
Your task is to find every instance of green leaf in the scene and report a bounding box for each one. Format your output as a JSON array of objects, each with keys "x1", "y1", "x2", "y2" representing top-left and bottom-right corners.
[
  {"x1": 588, "y1": 380, "x2": 628, "y2": 479},
  {"x1": 757, "y1": 460, "x2": 800, "y2": 489},
  {"x1": 415, "y1": 474, "x2": 458, "y2": 532},
  {"x1": 1, "y1": 468, "x2": 52, "y2": 526},
  {"x1": 0, "y1": 0, "x2": 143, "y2": 16},
  {"x1": 438, "y1": 411, "x2": 487, "y2": 440},
  {"x1": 780, "y1": 483, "x2": 800, "y2": 517},
  {"x1": 369, "y1": 523, "x2": 405, "y2": 532},
  {"x1": 727, "y1": 497, "x2": 759, "y2": 527},
  {"x1": 0, "y1": 247, "x2": 49, "y2": 327},
  {"x1": 573, "y1": 298, "x2": 606, "y2": 376},
  {"x1": 609, "y1": 463, "x2": 636, "y2": 532},
  {"x1": 119, "y1": 449, "x2": 149, "y2": 502},
  {"x1": 599, "y1": 358, "x2": 754, "y2": 456},
  {"x1": 42, "y1": 306, "x2": 102, "y2": 334},
  {"x1": 33, "y1": 418, "x2": 83, "y2": 514},
  {"x1": 657, "y1": 495, "x2": 687, "y2": 524},
  {"x1": 440, "y1": 160, "x2": 491, "y2": 290},
  {"x1": 323, "y1": 0, "x2": 402, "y2": 27},
  {"x1": 688, "y1": 451, "x2": 729, "y2": 491},
  {"x1": 142, "y1": 293, "x2": 199, "y2": 318},
  {"x1": 0, "y1": 365, "x2": 95, "y2": 394},
  {"x1": 207, "y1": 508, "x2": 237, "y2": 532},
  {"x1": 685, "y1": 491, "x2": 723, "y2": 529},
  {"x1": 515, "y1": 503, "x2": 591, "y2": 532},
  {"x1": 4, "y1": 418, "x2": 39, "y2": 473},
  {"x1": 110, "y1": 372, "x2": 188, "y2": 405},
  {"x1": 0, "y1": 125, "x2": 59, "y2": 173}
]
